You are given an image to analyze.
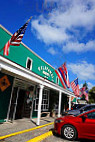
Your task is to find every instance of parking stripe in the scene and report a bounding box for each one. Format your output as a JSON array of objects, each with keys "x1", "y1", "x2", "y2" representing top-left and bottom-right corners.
[
  {"x1": 0, "y1": 122, "x2": 54, "y2": 140},
  {"x1": 26, "y1": 131, "x2": 53, "y2": 142}
]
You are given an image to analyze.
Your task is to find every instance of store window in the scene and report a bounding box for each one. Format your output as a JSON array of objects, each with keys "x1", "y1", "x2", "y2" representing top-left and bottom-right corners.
[
  {"x1": 41, "y1": 89, "x2": 49, "y2": 111},
  {"x1": 26, "y1": 57, "x2": 33, "y2": 70},
  {"x1": 34, "y1": 88, "x2": 49, "y2": 111}
]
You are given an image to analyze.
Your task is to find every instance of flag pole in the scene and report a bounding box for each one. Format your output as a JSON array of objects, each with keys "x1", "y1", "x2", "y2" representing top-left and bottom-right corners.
[{"x1": 70, "y1": 77, "x2": 78, "y2": 84}]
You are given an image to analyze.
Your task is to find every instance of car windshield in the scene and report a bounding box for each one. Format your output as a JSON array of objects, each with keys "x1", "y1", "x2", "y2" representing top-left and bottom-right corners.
[
  {"x1": 72, "y1": 104, "x2": 85, "y2": 110},
  {"x1": 74, "y1": 112, "x2": 84, "y2": 117},
  {"x1": 79, "y1": 105, "x2": 95, "y2": 111},
  {"x1": 74, "y1": 105, "x2": 95, "y2": 116}
]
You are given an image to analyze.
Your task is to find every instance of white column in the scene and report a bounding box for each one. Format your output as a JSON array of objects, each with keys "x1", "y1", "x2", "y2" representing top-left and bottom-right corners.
[
  {"x1": 58, "y1": 91, "x2": 62, "y2": 117},
  {"x1": 69, "y1": 96, "x2": 71, "y2": 110},
  {"x1": 37, "y1": 84, "x2": 44, "y2": 126}
]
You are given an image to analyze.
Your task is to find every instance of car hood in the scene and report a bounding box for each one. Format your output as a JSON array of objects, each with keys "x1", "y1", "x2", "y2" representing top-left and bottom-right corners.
[
  {"x1": 66, "y1": 110, "x2": 80, "y2": 115},
  {"x1": 59, "y1": 115, "x2": 75, "y2": 120}
]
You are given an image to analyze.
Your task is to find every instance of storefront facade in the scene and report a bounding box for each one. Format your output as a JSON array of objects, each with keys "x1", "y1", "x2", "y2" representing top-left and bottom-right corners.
[{"x1": 0, "y1": 25, "x2": 75, "y2": 125}]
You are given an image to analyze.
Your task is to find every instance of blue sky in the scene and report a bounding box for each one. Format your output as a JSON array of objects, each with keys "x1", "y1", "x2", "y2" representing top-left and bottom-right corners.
[{"x1": 0, "y1": 0, "x2": 95, "y2": 89}]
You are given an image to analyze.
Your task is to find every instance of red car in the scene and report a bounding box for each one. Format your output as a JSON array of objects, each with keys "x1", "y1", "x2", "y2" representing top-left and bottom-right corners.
[{"x1": 54, "y1": 109, "x2": 95, "y2": 141}]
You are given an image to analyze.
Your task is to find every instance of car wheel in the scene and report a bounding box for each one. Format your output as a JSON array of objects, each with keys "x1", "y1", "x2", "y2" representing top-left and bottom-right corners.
[{"x1": 61, "y1": 124, "x2": 78, "y2": 140}]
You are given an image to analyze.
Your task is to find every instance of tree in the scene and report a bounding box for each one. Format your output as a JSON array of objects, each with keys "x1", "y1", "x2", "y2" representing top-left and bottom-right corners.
[
  {"x1": 83, "y1": 81, "x2": 88, "y2": 90},
  {"x1": 89, "y1": 87, "x2": 95, "y2": 103}
]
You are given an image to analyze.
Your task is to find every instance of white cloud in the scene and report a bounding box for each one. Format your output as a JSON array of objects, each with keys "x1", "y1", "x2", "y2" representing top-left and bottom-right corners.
[
  {"x1": 87, "y1": 82, "x2": 95, "y2": 89},
  {"x1": 47, "y1": 0, "x2": 95, "y2": 29},
  {"x1": 62, "y1": 40, "x2": 95, "y2": 53},
  {"x1": 31, "y1": 0, "x2": 95, "y2": 49},
  {"x1": 32, "y1": 19, "x2": 69, "y2": 44},
  {"x1": 47, "y1": 47, "x2": 57, "y2": 55},
  {"x1": 79, "y1": 83, "x2": 83, "y2": 89},
  {"x1": 68, "y1": 61, "x2": 95, "y2": 80}
]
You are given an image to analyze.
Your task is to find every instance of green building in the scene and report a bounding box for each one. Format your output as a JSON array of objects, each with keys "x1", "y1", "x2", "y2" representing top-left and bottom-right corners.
[{"x1": 0, "y1": 24, "x2": 75, "y2": 125}]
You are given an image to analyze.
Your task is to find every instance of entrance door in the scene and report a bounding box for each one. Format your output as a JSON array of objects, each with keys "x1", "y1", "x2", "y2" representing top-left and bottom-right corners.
[
  {"x1": 15, "y1": 89, "x2": 26, "y2": 119},
  {"x1": 8, "y1": 80, "x2": 34, "y2": 121},
  {"x1": 8, "y1": 87, "x2": 19, "y2": 121}
]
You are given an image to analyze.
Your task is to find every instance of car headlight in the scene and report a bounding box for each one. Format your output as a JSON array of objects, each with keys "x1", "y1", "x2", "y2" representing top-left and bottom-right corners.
[{"x1": 55, "y1": 119, "x2": 64, "y2": 123}]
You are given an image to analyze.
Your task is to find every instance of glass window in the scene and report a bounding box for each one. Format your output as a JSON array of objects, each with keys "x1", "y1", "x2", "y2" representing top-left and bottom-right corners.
[
  {"x1": 34, "y1": 88, "x2": 49, "y2": 111},
  {"x1": 56, "y1": 77, "x2": 59, "y2": 84},
  {"x1": 91, "y1": 105, "x2": 95, "y2": 109},
  {"x1": 84, "y1": 106, "x2": 95, "y2": 111},
  {"x1": 26, "y1": 57, "x2": 33, "y2": 70},
  {"x1": 87, "y1": 111, "x2": 95, "y2": 119},
  {"x1": 84, "y1": 106, "x2": 92, "y2": 111}
]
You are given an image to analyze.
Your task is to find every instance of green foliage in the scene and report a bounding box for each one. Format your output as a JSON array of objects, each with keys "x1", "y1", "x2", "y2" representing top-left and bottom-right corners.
[
  {"x1": 83, "y1": 81, "x2": 88, "y2": 90},
  {"x1": 89, "y1": 87, "x2": 95, "y2": 103}
]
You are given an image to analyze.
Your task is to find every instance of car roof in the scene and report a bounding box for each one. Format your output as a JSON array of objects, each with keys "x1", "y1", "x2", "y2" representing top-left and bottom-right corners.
[
  {"x1": 79, "y1": 109, "x2": 95, "y2": 116},
  {"x1": 79, "y1": 104, "x2": 95, "y2": 110}
]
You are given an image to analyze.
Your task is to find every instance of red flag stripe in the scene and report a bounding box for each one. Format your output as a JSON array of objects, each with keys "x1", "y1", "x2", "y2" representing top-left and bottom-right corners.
[
  {"x1": 3, "y1": 40, "x2": 11, "y2": 56},
  {"x1": 55, "y1": 70, "x2": 66, "y2": 89}
]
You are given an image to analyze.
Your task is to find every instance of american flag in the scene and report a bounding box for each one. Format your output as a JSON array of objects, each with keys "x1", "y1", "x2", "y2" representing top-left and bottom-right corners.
[
  {"x1": 79, "y1": 87, "x2": 86, "y2": 97},
  {"x1": 71, "y1": 78, "x2": 79, "y2": 96},
  {"x1": 80, "y1": 87, "x2": 88, "y2": 101},
  {"x1": 3, "y1": 16, "x2": 32, "y2": 56},
  {"x1": 83, "y1": 90, "x2": 89, "y2": 101},
  {"x1": 55, "y1": 62, "x2": 70, "y2": 89}
]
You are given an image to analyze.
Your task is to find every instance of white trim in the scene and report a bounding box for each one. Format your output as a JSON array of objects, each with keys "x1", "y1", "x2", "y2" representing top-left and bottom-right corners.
[
  {"x1": 58, "y1": 91, "x2": 62, "y2": 117},
  {"x1": 12, "y1": 87, "x2": 20, "y2": 121},
  {"x1": 6, "y1": 78, "x2": 15, "y2": 121},
  {"x1": 37, "y1": 84, "x2": 44, "y2": 125},
  {"x1": 69, "y1": 96, "x2": 71, "y2": 110},
  {"x1": 0, "y1": 55, "x2": 75, "y2": 97}
]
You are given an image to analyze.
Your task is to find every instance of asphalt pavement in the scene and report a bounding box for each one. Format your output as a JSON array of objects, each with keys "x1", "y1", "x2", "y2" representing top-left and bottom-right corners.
[{"x1": 0, "y1": 117, "x2": 94, "y2": 142}]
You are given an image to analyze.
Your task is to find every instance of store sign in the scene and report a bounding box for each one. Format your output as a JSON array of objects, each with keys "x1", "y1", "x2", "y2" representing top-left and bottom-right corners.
[
  {"x1": 0, "y1": 75, "x2": 10, "y2": 92},
  {"x1": 38, "y1": 66, "x2": 54, "y2": 80}
]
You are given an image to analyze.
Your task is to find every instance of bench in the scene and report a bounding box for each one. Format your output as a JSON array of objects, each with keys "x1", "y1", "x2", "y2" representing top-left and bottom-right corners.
[{"x1": 41, "y1": 112, "x2": 50, "y2": 117}]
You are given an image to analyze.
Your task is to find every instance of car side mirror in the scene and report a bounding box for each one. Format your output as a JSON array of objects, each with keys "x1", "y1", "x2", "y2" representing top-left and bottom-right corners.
[
  {"x1": 83, "y1": 114, "x2": 87, "y2": 118},
  {"x1": 81, "y1": 114, "x2": 87, "y2": 122}
]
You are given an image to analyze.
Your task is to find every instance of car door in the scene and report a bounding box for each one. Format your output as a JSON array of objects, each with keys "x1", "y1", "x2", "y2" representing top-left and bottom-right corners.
[{"x1": 80, "y1": 111, "x2": 95, "y2": 138}]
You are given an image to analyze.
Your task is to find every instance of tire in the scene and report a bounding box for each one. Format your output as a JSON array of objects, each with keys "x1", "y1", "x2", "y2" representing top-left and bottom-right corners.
[{"x1": 61, "y1": 124, "x2": 78, "y2": 140}]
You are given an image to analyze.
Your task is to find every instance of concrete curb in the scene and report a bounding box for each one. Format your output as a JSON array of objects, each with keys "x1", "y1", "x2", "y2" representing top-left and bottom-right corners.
[{"x1": 26, "y1": 131, "x2": 53, "y2": 142}]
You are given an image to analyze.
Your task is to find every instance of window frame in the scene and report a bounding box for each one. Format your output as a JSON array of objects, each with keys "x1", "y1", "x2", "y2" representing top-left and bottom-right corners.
[
  {"x1": 56, "y1": 76, "x2": 59, "y2": 85},
  {"x1": 34, "y1": 88, "x2": 49, "y2": 111},
  {"x1": 26, "y1": 57, "x2": 33, "y2": 70}
]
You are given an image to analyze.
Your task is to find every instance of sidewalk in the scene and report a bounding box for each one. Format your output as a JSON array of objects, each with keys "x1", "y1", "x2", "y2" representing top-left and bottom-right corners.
[{"x1": 0, "y1": 117, "x2": 54, "y2": 137}]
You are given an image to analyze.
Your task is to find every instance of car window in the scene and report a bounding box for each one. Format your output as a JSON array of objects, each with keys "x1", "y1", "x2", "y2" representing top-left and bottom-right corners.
[
  {"x1": 83, "y1": 106, "x2": 91, "y2": 111},
  {"x1": 73, "y1": 104, "x2": 85, "y2": 110},
  {"x1": 87, "y1": 111, "x2": 95, "y2": 119},
  {"x1": 77, "y1": 105, "x2": 85, "y2": 109},
  {"x1": 91, "y1": 105, "x2": 95, "y2": 109}
]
